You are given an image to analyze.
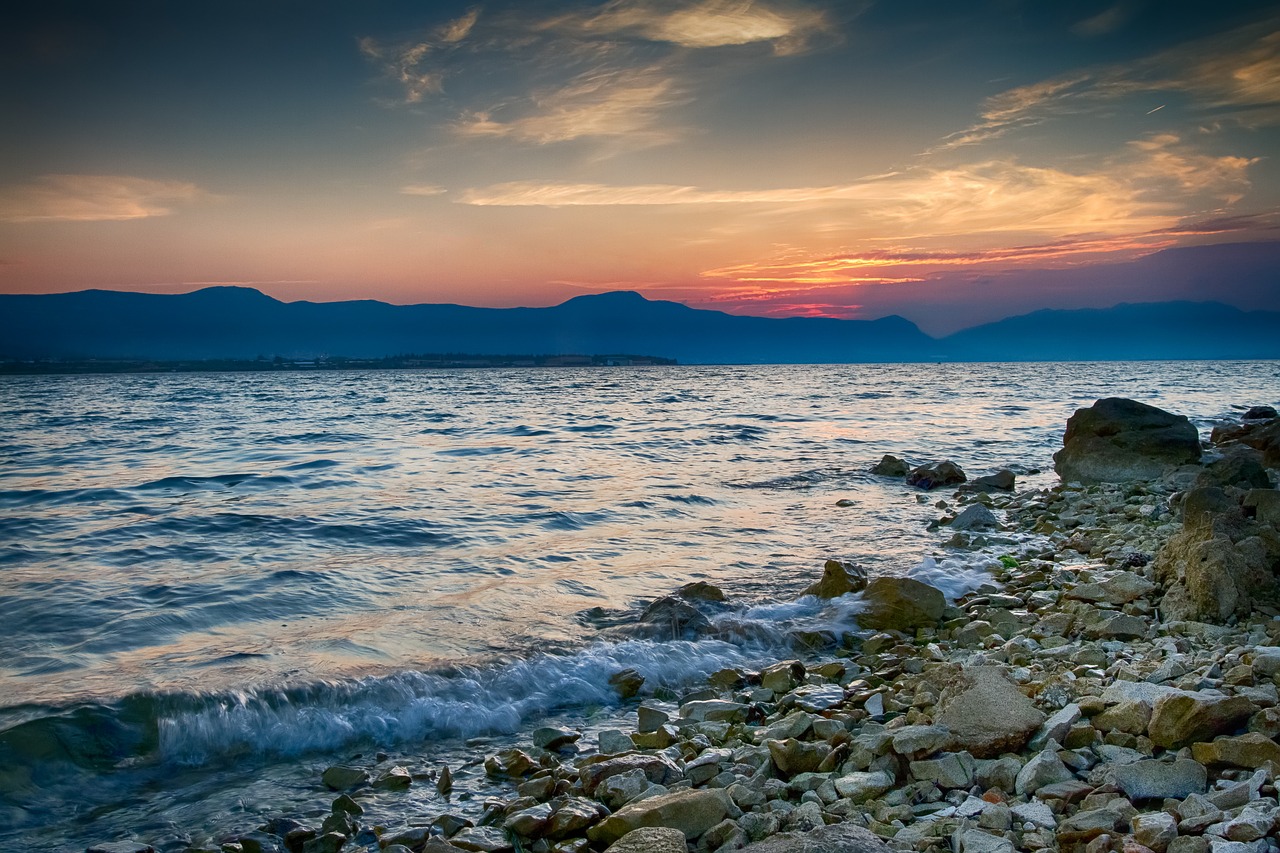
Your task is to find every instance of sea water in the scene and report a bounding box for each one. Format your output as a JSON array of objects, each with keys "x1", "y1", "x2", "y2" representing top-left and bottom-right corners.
[{"x1": 0, "y1": 361, "x2": 1275, "y2": 850}]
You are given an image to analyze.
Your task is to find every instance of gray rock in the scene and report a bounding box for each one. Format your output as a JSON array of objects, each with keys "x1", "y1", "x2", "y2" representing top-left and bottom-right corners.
[
  {"x1": 1053, "y1": 397, "x2": 1200, "y2": 483},
  {"x1": 951, "y1": 504, "x2": 1000, "y2": 531},
  {"x1": 953, "y1": 825, "x2": 1016, "y2": 853},
  {"x1": 1111, "y1": 758, "x2": 1207, "y2": 800},
  {"x1": 737, "y1": 822, "x2": 894, "y2": 853},
  {"x1": 767, "y1": 738, "x2": 829, "y2": 777},
  {"x1": 1011, "y1": 800, "x2": 1057, "y2": 829},
  {"x1": 936, "y1": 666, "x2": 1046, "y2": 758},
  {"x1": 580, "y1": 754, "x2": 681, "y2": 796},
  {"x1": 1015, "y1": 748, "x2": 1074, "y2": 796},
  {"x1": 86, "y1": 844, "x2": 156, "y2": 853},
  {"x1": 910, "y1": 751, "x2": 976, "y2": 789},
  {"x1": 892, "y1": 725, "x2": 955, "y2": 758},
  {"x1": 598, "y1": 729, "x2": 634, "y2": 755},
  {"x1": 833, "y1": 770, "x2": 894, "y2": 801},
  {"x1": 1131, "y1": 811, "x2": 1178, "y2": 853},
  {"x1": 762, "y1": 710, "x2": 814, "y2": 741},
  {"x1": 1029, "y1": 703, "x2": 1081, "y2": 750},
  {"x1": 447, "y1": 827, "x2": 509, "y2": 852},
  {"x1": 602, "y1": 827, "x2": 688, "y2": 853},
  {"x1": 790, "y1": 684, "x2": 846, "y2": 713},
  {"x1": 1056, "y1": 808, "x2": 1122, "y2": 843},
  {"x1": 372, "y1": 765, "x2": 412, "y2": 790},
  {"x1": 679, "y1": 699, "x2": 749, "y2": 723}
]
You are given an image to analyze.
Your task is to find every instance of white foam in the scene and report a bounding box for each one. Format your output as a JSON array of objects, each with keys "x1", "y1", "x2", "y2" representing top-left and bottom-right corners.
[
  {"x1": 907, "y1": 556, "x2": 997, "y2": 602},
  {"x1": 158, "y1": 639, "x2": 751, "y2": 765}
]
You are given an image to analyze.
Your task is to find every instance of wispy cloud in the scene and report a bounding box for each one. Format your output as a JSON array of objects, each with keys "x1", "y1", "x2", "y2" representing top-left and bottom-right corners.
[
  {"x1": 459, "y1": 133, "x2": 1254, "y2": 238},
  {"x1": 400, "y1": 184, "x2": 447, "y2": 196},
  {"x1": 545, "y1": 0, "x2": 832, "y2": 54},
  {"x1": 0, "y1": 175, "x2": 204, "y2": 223},
  {"x1": 358, "y1": 8, "x2": 480, "y2": 104},
  {"x1": 454, "y1": 68, "x2": 687, "y2": 145},
  {"x1": 940, "y1": 17, "x2": 1280, "y2": 150}
]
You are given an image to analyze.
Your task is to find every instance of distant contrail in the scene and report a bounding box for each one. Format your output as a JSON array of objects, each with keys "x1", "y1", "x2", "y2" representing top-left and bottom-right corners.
[{"x1": 1146, "y1": 104, "x2": 1165, "y2": 114}]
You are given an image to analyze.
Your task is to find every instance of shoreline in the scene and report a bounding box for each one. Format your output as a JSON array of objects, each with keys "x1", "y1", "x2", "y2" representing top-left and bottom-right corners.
[{"x1": 65, "y1": 402, "x2": 1280, "y2": 853}]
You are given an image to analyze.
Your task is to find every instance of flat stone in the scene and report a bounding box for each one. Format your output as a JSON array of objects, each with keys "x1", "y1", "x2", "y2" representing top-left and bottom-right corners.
[
  {"x1": 1111, "y1": 759, "x2": 1207, "y2": 801},
  {"x1": 679, "y1": 699, "x2": 749, "y2": 723},
  {"x1": 603, "y1": 827, "x2": 688, "y2": 853},
  {"x1": 790, "y1": 684, "x2": 845, "y2": 713},
  {"x1": 532, "y1": 726, "x2": 580, "y2": 751},
  {"x1": 1087, "y1": 613, "x2": 1149, "y2": 640},
  {"x1": 892, "y1": 725, "x2": 956, "y2": 758},
  {"x1": 87, "y1": 844, "x2": 157, "y2": 853},
  {"x1": 937, "y1": 666, "x2": 1046, "y2": 759},
  {"x1": 321, "y1": 764, "x2": 368, "y2": 791}
]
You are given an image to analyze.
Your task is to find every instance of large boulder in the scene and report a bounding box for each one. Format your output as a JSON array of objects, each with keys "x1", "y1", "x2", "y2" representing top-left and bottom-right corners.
[
  {"x1": 736, "y1": 822, "x2": 894, "y2": 853},
  {"x1": 857, "y1": 577, "x2": 946, "y2": 631},
  {"x1": 802, "y1": 559, "x2": 867, "y2": 598},
  {"x1": 935, "y1": 666, "x2": 1046, "y2": 758},
  {"x1": 1153, "y1": 486, "x2": 1280, "y2": 623},
  {"x1": 603, "y1": 827, "x2": 688, "y2": 853},
  {"x1": 1054, "y1": 398, "x2": 1201, "y2": 483},
  {"x1": 1212, "y1": 416, "x2": 1280, "y2": 467}
]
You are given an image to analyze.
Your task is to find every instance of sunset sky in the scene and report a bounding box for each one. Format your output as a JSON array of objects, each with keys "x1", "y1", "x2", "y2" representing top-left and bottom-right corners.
[{"x1": 2, "y1": 1, "x2": 1278, "y2": 333}]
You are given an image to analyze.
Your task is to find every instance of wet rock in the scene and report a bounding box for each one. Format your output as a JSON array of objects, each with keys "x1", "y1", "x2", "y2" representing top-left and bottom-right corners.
[
  {"x1": 873, "y1": 454, "x2": 910, "y2": 477},
  {"x1": 1243, "y1": 405, "x2": 1278, "y2": 420},
  {"x1": 446, "y1": 827, "x2": 507, "y2": 851},
  {"x1": 580, "y1": 754, "x2": 681, "y2": 796},
  {"x1": 637, "y1": 596, "x2": 712, "y2": 640},
  {"x1": 484, "y1": 749, "x2": 538, "y2": 779},
  {"x1": 737, "y1": 822, "x2": 894, "y2": 853},
  {"x1": 587, "y1": 788, "x2": 735, "y2": 846},
  {"x1": 907, "y1": 460, "x2": 967, "y2": 490},
  {"x1": 950, "y1": 504, "x2": 1000, "y2": 531},
  {"x1": 760, "y1": 660, "x2": 806, "y2": 694},
  {"x1": 320, "y1": 765, "x2": 368, "y2": 791},
  {"x1": 608, "y1": 668, "x2": 645, "y2": 699},
  {"x1": 677, "y1": 581, "x2": 726, "y2": 603},
  {"x1": 1110, "y1": 758, "x2": 1206, "y2": 800},
  {"x1": 1054, "y1": 398, "x2": 1200, "y2": 483},
  {"x1": 858, "y1": 576, "x2": 946, "y2": 631},
  {"x1": 1147, "y1": 692, "x2": 1256, "y2": 749},
  {"x1": 86, "y1": 844, "x2": 157, "y2": 853},
  {"x1": 545, "y1": 797, "x2": 608, "y2": 840},
  {"x1": 936, "y1": 666, "x2": 1046, "y2": 758},
  {"x1": 531, "y1": 727, "x2": 580, "y2": 751},
  {"x1": 790, "y1": 684, "x2": 845, "y2": 712},
  {"x1": 301, "y1": 833, "x2": 347, "y2": 853},
  {"x1": 966, "y1": 469, "x2": 1017, "y2": 492},
  {"x1": 802, "y1": 558, "x2": 868, "y2": 599},
  {"x1": 372, "y1": 766, "x2": 411, "y2": 790},
  {"x1": 504, "y1": 802, "x2": 554, "y2": 838},
  {"x1": 602, "y1": 826, "x2": 687, "y2": 853},
  {"x1": 1190, "y1": 732, "x2": 1280, "y2": 768}
]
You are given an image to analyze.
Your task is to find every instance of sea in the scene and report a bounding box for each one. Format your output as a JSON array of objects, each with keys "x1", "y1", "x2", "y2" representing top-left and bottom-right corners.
[{"x1": 1, "y1": 361, "x2": 1276, "y2": 851}]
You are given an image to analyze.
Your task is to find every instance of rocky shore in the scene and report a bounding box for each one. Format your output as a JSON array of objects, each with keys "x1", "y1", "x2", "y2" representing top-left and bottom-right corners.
[{"x1": 90, "y1": 400, "x2": 1280, "y2": 853}]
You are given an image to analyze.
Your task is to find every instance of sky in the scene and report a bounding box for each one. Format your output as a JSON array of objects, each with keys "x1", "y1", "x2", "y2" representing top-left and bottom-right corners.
[{"x1": 1, "y1": 0, "x2": 1278, "y2": 334}]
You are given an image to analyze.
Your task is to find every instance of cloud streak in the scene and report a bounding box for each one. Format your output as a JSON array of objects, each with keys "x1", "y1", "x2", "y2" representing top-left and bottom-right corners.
[{"x1": 0, "y1": 175, "x2": 204, "y2": 223}]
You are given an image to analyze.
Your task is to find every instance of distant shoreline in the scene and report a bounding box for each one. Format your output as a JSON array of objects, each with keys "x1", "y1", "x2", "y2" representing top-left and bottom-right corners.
[{"x1": 0, "y1": 353, "x2": 678, "y2": 375}]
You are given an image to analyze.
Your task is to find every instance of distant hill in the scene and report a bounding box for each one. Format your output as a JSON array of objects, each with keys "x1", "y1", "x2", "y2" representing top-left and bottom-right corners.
[
  {"x1": 0, "y1": 287, "x2": 945, "y2": 364},
  {"x1": 0, "y1": 286, "x2": 1276, "y2": 366},
  {"x1": 942, "y1": 301, "x2": 1280, "y2": 361}
]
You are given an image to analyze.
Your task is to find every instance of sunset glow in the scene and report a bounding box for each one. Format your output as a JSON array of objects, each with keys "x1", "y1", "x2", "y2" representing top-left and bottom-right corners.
[{"x1": 2, "y1": 1, "x2": 1277, "y2": 332}]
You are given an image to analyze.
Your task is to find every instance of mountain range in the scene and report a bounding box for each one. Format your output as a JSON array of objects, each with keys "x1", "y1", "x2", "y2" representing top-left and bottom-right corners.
[{"x1": 1, "y1": 286, "x2": 1276, "y2": 365}]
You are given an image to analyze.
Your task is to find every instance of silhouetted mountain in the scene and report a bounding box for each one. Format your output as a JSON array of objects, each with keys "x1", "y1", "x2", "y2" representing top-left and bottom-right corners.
[
  {"x1": 0, "y1": 287, "x2": 944, "y2": 364},
  {"x1": 942, "y1": 301, "x2": 1280, "y2": 361},
  {"x1": 1, "y1": 287, "x2": 1276, "y2": 365}
]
